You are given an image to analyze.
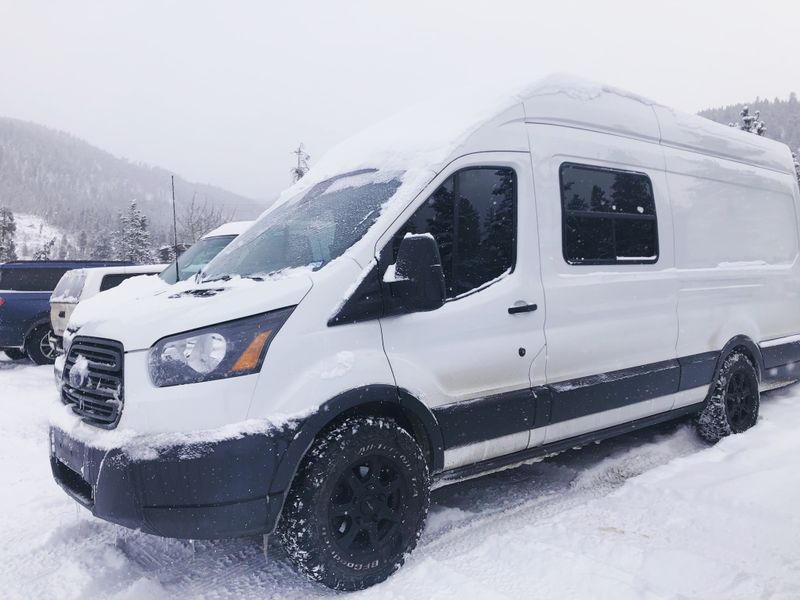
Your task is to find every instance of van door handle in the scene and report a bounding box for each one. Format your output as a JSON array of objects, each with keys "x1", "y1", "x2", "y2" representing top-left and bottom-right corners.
[{"x1": 508, "y1": 303, "x2": 538, "y2": 314}]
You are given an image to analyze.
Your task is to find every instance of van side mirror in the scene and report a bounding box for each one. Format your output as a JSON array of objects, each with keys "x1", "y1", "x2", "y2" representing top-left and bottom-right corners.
[{"x1": 386, "y1": 234, "x2": 446, "y2": 312}]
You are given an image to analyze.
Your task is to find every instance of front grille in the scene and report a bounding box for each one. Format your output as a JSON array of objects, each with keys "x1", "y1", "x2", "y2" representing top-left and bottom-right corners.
[{"x1": 61, "y1": 336, "x2": 124, "y2": 428}]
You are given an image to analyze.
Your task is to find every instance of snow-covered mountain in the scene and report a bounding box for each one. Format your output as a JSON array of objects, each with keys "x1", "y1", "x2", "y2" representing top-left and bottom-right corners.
[
  {"x1": 13, "y1": 213, "x2": 73, "y2": 259},
  {"x1": 0, "y1": 117, "x2": 266, "y2": 249}
]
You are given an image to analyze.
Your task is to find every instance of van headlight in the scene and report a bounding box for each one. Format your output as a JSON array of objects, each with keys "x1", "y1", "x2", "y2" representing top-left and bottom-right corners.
[{"x1": 148, "y1": 307, "x2": 294, "y2": 387}]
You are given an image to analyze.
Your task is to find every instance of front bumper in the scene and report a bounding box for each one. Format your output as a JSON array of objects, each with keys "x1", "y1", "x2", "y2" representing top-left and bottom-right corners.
[{"x1": 49, "y1": 426, "x2": 296, "y2": 539}]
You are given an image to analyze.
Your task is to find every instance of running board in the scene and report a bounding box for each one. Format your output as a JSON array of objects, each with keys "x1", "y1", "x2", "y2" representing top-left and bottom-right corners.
[{"x1": 433, "y1": 403, "x2": 705, "y2": 488}]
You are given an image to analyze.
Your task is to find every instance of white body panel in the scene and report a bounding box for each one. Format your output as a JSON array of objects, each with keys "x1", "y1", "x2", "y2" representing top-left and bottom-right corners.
[
  {"x1": 529, "y1": 124, "x2": 679, "y2": 382},
  {"x1": 378, "y1": 153, "x2": 545, "y2": 405},
  {"x1": 53, "y1": 76, "x2": 800, "y2": 484}
]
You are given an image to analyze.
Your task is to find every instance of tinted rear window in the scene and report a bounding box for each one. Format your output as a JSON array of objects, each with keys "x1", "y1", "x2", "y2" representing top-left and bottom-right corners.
[
  {"x1": 100, "y1": 273, "x2": 146, "y2": 292},
  {"x1": 0, "y1": 267, "x2": 70, "y2": 291},
  {"x1": 52, "y1": 270, "x2": 87, "y2": 300}
]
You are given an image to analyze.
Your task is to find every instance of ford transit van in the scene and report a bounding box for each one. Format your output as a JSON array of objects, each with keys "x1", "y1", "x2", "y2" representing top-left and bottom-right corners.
[{"x1": 49, "y1": 76, "x2": 800, "y2": 591}]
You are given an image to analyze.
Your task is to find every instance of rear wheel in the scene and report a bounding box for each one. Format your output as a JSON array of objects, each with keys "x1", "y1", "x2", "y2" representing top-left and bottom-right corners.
[
  {"x1": 2, "y1": 348, "x2": 27, "y2": 361},
  {"x1": 278, "y1": 416, "x2": 430, "y2": 591},
  {"x1": 696, "y1": 352, "x2": 760, "y2": 443},
  {"x1": 25, "y1": 325, "x2": 58, "y2": 365}
]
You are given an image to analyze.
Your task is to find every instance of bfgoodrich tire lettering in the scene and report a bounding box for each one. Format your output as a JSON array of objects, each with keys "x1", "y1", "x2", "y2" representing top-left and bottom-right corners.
[
  {"x1": 278, "y1": 416, "x2": 430, "y2": 591},
  {"x1": 696, "y1": 352, "x2": 760, "y2": 443}
]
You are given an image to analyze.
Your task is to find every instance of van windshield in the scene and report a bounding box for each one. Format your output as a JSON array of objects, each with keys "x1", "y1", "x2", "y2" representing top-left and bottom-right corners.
[
  {"x1": 160, "y1": 235, "x2": 237, "y2": 284},
  {"x1": 201, "y1": 169, "x2": 403, "y2": 281}
]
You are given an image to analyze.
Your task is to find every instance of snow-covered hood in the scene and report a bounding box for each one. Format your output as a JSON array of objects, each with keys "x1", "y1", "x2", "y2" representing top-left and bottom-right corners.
[{"x1": 72, "y1": 272, "x2": 313, "y2": 351}]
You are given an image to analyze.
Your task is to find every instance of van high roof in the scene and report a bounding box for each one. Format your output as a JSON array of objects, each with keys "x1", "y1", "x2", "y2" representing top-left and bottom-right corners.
[{"x1": 296, "y1": 74, "x2": 796, "y2": 197}]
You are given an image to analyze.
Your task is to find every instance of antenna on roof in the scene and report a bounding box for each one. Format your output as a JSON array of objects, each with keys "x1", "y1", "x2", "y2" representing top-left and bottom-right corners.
[{"x1": 171, "y1": 175, "x2": 180, "y2": 283}]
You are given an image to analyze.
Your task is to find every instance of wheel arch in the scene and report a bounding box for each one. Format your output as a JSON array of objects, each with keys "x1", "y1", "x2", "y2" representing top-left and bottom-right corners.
[
  {"x1": 713, "y1": 335, "x2": 764, "y2": 386},
  {"x1": 24, "y1": 315, "x2": 52, "y2": 343},
  {"x1": 265, "y1": 385, "x2": 443, "y2": 532}
]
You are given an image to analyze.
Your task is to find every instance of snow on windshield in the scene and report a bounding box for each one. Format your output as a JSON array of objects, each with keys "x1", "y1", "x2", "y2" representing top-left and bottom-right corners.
[{"x1": 201, "y1": 169, "x2": 403, "y2": 281}]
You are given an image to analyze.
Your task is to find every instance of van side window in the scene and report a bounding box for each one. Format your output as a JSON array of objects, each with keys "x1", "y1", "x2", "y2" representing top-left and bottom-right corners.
[
  {"x1": 393, "y1": 167, "x2": 516, "y2": 298},
  {"x1": 560, "y1": 163, "x2": 658, "y2": 265}
]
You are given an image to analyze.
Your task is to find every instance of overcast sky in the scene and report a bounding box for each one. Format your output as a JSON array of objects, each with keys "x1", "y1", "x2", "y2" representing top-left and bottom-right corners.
[{"x1": 0, "y1": 1, "x2": 797, "y2": 201}]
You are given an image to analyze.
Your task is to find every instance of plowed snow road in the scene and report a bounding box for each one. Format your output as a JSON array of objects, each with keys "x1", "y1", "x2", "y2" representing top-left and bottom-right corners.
[{"x1": 2, "y1": 357, "x2": 799, "y2": 599}]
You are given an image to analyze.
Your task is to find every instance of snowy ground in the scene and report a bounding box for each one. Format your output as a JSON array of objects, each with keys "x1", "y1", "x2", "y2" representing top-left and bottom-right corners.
[{"x1": 2, "y1": 355, "x2": 799, "y2": 600}]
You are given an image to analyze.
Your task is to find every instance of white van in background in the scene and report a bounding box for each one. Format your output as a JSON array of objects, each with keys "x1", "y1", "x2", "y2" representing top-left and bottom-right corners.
[
  {"x1": 49, "y1": 76, "x2": 800, "y2": 591},
  {"x1": 50, "y1": 264, "x2": 167, "y2": 342},
  {"x1": 159, "y1": 221, "x2": 254, "y2": 284}
]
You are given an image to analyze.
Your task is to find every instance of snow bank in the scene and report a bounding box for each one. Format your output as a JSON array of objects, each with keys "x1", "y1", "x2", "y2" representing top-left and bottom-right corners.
[{"x1": 3, "y1": 358, "x2": 800, "y2": 598}]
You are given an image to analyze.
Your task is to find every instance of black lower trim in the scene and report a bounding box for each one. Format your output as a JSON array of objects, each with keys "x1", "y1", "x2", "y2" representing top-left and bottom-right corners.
[
  {"x1": 432, "y1": 388, "x2": 538, "y2": 449},
  {"x1": 435, "y1": 402, "x2": 705, "y2": 485},
  {"x1": 432, "y1": 354, "x2": 720, "y2": 452},
  {"x1": 761, "y1": 339, "x2": 800, "y2": 370},
  {"x1": 50, "y1": 425, "x2": 297, "y2": 539},
  {"x1": 763, "y1": 361, "x2": 800, "y2": 383},
  {"x1": 679, "y1": 351, "x2": 718, "y2": 390},
  {"x1": 548, "y1": 359, "x2": 680, "y2": 424}
]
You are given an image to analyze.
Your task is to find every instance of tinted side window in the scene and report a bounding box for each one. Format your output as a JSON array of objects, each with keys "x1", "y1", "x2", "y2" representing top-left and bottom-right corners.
[
  {"x1": 393, "y1": 167, "x2": 516, "y2": 298},
  {"x1": 560, "y1": 163, "x2": 658, "y2": 265},
  {"x1": 100, "y1": 273, "x2": 142, "y2": 292},
  {"x1": 0, "y1": 267, "x2": 69, "y2": 291}
]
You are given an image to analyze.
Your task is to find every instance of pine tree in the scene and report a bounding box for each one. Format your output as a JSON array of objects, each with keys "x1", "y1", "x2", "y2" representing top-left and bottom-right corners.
[
  {"x1": 793, "y1": 152, "x2": 800, "y2": 186},
  {"x1": 32, "y1": 237, "x2": 56, "y2": 260},
  {"x1": 77, "y1": 231, "x2": 88, "y2": 258},
  {"x1": 91, "y1": 232, "x2": 113, "y2": 260},
  {"x1": 0, "y1": 207, "x2": 18, "y2": 262},
  {"x1": 291, "y1": 144, "x2": 311, "y2": 183},
  {"x1": 116, "y1": 200, "x2": 153, "y2": 264},
  {"x1": 730, "y1": 105, "x2": 767, "y2": 136},
  {"x1": 57, "y1": 233, "x2": 69, "y2": 259}
]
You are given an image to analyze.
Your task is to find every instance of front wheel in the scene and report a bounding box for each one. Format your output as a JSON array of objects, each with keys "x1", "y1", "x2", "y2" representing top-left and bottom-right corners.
[
  {"x1": 278, "y1": 416, "x2": 430, "y2": 591},
  {"x1": 25, "y1": 325, "x2": 58, "y2": 365},
  {"x1": 696, "y1": 352, "x2": 760, "y2": 443}
]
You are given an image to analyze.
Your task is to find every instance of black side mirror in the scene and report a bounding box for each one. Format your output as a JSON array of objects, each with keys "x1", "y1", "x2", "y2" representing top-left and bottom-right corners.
[{"x1": 388, "y1": 233, "x2": 446, "y2": 312}]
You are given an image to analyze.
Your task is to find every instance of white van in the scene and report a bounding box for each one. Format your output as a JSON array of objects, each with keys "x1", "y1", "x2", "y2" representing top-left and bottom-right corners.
[
  {"x1": 49, "y1": 76, "x2": 800, "y2": 591},
  {"x1": 158, "y1": 221, "x2": 254, "y2": 284}
]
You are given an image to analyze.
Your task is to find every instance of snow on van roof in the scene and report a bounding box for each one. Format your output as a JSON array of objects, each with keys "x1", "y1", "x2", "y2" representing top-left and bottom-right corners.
[
  {"x1": 203, "y1": 221, "x2": 254, "y2": 238},
  {"x1": 282, "y1": 73, "x2": 795, "y2": 203}
]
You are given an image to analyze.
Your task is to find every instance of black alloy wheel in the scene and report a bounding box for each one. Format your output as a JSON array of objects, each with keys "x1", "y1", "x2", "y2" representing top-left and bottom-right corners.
[
  {"x1": 724, "y1": 369, "x2": 758, "y2": 433},
  {"x1": 328, "y1": 454, "x2": 409, "y2": 563},
  {"x1": 697, "y1": 351, "x2": 760, "y2": 443}
]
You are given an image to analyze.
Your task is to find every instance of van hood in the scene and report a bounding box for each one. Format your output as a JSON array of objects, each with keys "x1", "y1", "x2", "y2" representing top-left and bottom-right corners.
[{"x1": 72, "y1": 273, "x2": 313, "y2": 351}]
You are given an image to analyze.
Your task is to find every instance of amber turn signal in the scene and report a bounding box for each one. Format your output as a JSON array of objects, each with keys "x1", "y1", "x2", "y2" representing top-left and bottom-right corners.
[{"x1": 231, "y1": 329, "x2": 273, "y2": 372}]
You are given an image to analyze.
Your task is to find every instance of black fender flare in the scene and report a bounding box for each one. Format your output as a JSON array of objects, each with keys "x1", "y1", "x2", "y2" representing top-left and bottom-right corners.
[
  {"x1": 264, "y1": 384, "x2": 443, "y2": 532},
  {"x1": 710, "y1": 335, "x2": 764, "y2": 391}
]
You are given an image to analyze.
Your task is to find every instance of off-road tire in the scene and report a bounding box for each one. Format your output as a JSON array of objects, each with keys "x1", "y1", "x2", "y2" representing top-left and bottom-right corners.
[
  {"x1": 2, "y1": 348, "x2": 27, "y2": 361},
  {"x1": 278, "y1": 416, "x2": 430, "y2": 591},
  {"x1": 696, "y1": 352, "x2": 760, "y2": 443},
  {"x1": 25, "y1": 325, "x2": 58, "y2": 365}
]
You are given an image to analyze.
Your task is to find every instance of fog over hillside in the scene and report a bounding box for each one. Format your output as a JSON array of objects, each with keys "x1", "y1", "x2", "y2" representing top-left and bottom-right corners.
[
  {"x1": 0, "y1": 117, "x2": 266, "y2": 251},
  {"x1": 700, "y1": 93, "x2": 800, "y2": 153}
]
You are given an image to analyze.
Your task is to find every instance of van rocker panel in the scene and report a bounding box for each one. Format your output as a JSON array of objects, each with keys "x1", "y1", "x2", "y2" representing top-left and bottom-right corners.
[{"x1": 49, "y1": 426, "x2": 296, "y2": 539}]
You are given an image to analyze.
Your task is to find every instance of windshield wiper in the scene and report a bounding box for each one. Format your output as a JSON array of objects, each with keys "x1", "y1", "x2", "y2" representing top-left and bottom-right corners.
[{"x1": 201, "y1": 274, "x2": 232, "y2": 283}]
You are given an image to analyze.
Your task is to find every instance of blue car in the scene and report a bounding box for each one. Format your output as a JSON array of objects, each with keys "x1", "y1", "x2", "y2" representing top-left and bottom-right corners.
[{"x1": 0, "y1": 260, "x2": 130, "y2": 364}]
